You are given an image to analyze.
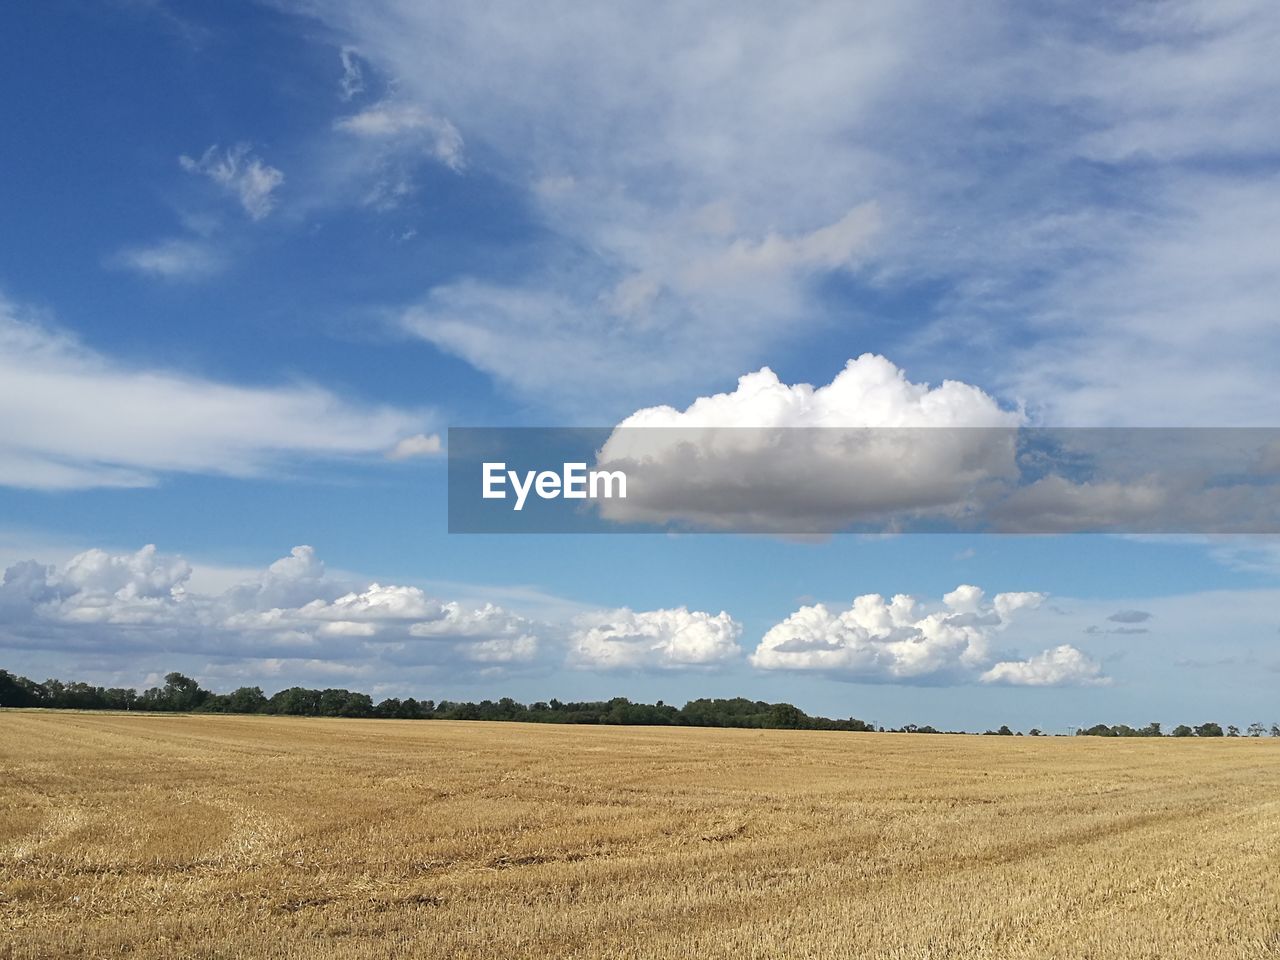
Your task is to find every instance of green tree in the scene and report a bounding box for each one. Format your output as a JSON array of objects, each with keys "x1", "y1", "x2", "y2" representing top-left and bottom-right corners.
[
  {"x1": 271, "y1": 687, "x2": 321, "y2": 716},
  {"x1": 162, "y1": 672, "x2": 207, "y2": 711},
  {"x1": 396, "y1": 697, "x2": 424, "y2": 719},
  {"x1": 227, "y1": 686, "x2": 267, "y2": 714},
  {"x1": 318, "y1": 688, "x2": 350, "y2": 717},
  {"x1": 43, "y1": 678, "x2": 66, "y2": 705},
  {"x1": 102, "y1": 688, "x2": 137, "y2": 711},
  {"x1": 766, "y1": 703, "x2": 805, "y2": 729},
  {"x1": 0, "y1": 669, "x2": 43, "y2": 707},
  {"x1": 339, "y1": 692, "x2": 374, "y2": 718},
  {"x1": 1078, "y1": 724, "x2": 1115, "y2": 737}
]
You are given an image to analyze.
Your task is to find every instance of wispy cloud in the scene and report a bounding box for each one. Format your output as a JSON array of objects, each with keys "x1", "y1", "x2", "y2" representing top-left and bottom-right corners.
[
  {"x1": 295, "y1": 1, "x2": 1280, "y2": 423},
  {"x1": 338, "y1": 45, "x2": 364, "y2": 101},
  {"x1": 179, "y1": 143, "x2": 285, "y2": 220},
  {"x1": 107, "y1": 238, "x2": 224, "y2": 280},
  {"x1": 386, "y1": 432, "x2": 442, "y2": 460},
  {"x1": 0, "y1": 295, "x2": 429, "y2": 490},
  {"x1": 332, "y1": 100, "x2": 464, "y2": 211}
]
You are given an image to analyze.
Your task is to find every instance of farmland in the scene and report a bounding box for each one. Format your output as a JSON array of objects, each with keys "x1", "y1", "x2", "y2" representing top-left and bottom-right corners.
[{"x1": 2, "y1": 712, "x2": 1278, "y2": 959}]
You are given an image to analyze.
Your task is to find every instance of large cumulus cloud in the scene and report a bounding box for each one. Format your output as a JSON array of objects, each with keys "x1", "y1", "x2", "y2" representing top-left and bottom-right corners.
[
  {"x1": 0, "y1": 544, "x2": 539, "y2": 672},
  {"x1": 980, "y1": 645, "x2": 1110, "y2": 687},
  {"x1": 594, "y1": 354, "x2": 1022, "y2": 532},
  {"x1": 751, "y1": 584, "x2": 1106, "y2": 686},
  {"x1": 569, "y1": 607, "x2": 743, "y2": 671},
  {"x1": 587, "y1": 357, "x2": 1280, "y2": 534},
  {"x1": 0, "y1": 545, "x2": 747, "y2": 681},
  {"x1": 1, "y1": 545, "x2": 1105, "y2": 691}
]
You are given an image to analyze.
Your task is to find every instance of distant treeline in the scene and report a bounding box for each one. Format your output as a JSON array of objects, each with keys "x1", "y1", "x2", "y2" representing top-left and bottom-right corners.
[
  {"x1": 0, "y1": 669, "x2": 874, "y2": 731},
  {"x1": 1074, "y1": 721, "x2": 1279, "y2": 738},
  {"x1": 3, "y1": 669, "x2": 1275, "y2": 737}
]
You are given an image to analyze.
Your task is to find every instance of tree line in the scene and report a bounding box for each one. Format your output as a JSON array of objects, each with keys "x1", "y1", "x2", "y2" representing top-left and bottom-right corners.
[
  {"x1": 3, "y1": 668, "x2": 1275, "y2": 736},
  {"x1": 1073, "y1": 721, "x2": 1279, "y2": 738},
  {"x1": 0, "y1": 668, "x2": 872, "y2": 730}
]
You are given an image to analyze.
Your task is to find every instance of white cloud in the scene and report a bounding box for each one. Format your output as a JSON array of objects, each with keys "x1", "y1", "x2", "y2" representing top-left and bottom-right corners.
[
  {"x1": 338, "y1": 45, "x2": 365, "y2": 101},
  {"x1": 335, "y1": 101, "x2": 464, "y2": 171},
  {"x1": 1203, "y1": 536, "x2": 1280, "y2": 576},
  {"x1": 0, "y1": 544, "x2": 540, "y2": 673},
  {"x1": 327, "y1": 100, "x2": 465, "y2": 211},
  {"x1": 280, "y1": 2, "x2": 964, "y2": 408},
  {"x1": 986, "y1": 176, "x2": 1280, "y2": 426},
  {"x1": 611, "y1": 354, "x2": 1019, "y2": 431},
  {"x1": 1067, "y1": 3, "x2": 1280, "y2": 165},
  {"x1": 749, "y1": 585, "x2": 1103, "y2": 686},
  {"x1": 291, "y1": 1, "x2": 1280, "y2": 423},
  {"x1": 108, "y1": 238, "x2": 223, "y2": 280},
  {"x1": 386, "y1": 432, "x2": 442, "y2": 460},
  {"x1": 408, "y1": 603, "x2": 540, "y2": 663},
  {"x1": 0, "y1": 545, "x2": 195, "y2": 629},
  {"x1": 0, "y1": 296, "x2": 429, "y2": 490},
  {"x1": 981, "y1": 645, "x2": 1111, "y2": 687},
  {"x1": 570, "y1": 607, "x2": 742, "y2": 671},
  {"x1": 60, "y1": 544, "x2": 192, "y2": 601},
  {"x1": 680, "y1": 204, "x2": 881, "y2": 288},
  {"x1": 0, "y1": 544, "x2": 799, "y2": 681},
  {"x1": 594, "y1": 355, "x2": 1022, "y2": 531},
  {"x1": 401, "y1": 283, "x2": 650, "y2": 405},
  {"x1": 394, "y1": 208, "x2": 882, "y2": 410},
  {"x1": 297, "y1": 583, "x2": 440, "y2": 622},
  {"x1": 179, "y1": 144, "x2": 284, "y2": 220},
  {"x1": 268, "y1": 544, "x2": 326, "y2": 582},
  {"x1": 586, "y1": 364, "x2": 1280, "y2": 533}
]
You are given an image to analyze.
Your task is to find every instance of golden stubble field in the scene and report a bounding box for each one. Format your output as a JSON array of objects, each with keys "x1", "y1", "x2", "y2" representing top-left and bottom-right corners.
[{"x1": 1, "y1": 712, "x2": 1278, "y2": 959}]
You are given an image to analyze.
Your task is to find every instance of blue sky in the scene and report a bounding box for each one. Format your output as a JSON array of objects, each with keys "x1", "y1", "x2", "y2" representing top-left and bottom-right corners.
[{"x1": 2, "y1": 0, "x2": 1280, "y2": 731}]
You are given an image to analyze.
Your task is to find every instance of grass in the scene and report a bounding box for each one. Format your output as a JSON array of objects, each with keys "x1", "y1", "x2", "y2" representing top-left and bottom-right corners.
[{"x1": 2, "y1": 711, "x2": 1278, "y2": 959}]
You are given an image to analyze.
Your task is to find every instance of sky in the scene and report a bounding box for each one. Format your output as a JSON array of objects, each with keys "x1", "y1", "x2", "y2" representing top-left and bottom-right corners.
[{"x1": 2, "y1": 0, "x2": 1280, "y2": 732}]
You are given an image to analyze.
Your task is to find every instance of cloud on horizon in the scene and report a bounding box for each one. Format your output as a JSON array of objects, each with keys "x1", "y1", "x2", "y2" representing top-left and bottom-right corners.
[
  {"x1": 751, "y1": 585, "x2": 1107, "y2": 686},
  {"x1": 569, "y1": 607, "x2": 743, "y2": 671},
  {"x1": 0, "y1": 543, "x2": 1112, "y2": 690},
  {"x1": 0, "y1": 544, "x2": 542, "y2": 678}
]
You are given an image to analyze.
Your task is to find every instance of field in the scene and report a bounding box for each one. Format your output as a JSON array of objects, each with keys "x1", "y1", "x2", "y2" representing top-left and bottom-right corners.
[{"x1": 2, "y1": 713, "x2": 1279, "y2": 959}]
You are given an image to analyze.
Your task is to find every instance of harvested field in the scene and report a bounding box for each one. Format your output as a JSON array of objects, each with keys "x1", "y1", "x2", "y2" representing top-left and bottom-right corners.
[{"x1": 1, "y1": 711, "x2": 1278, "y2": 959}]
